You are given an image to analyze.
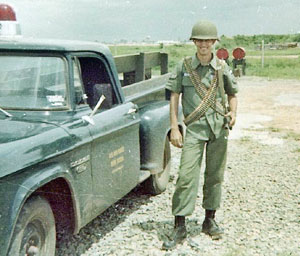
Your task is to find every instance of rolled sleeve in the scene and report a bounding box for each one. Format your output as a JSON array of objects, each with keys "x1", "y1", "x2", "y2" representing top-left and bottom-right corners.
[
  {"x1": 165, "y1": 60, "x2": 183, "y2": 94},
  {"x1": 223, "y1": 64, "x2": 238, "y2": 95}
]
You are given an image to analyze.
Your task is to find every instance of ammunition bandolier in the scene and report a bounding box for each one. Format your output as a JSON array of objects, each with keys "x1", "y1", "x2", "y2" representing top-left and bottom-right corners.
[{"x1": 183, "y1": 57, "x2": 227, "y2": 126}]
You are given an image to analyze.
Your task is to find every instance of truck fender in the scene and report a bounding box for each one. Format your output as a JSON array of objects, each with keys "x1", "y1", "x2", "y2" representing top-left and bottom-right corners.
[
  {"x1": 139, "y1": 100, "x2": 171, "y2": 174},
  {"x1": 0, "y1": 163, "x2": 80, "y2": 255}
]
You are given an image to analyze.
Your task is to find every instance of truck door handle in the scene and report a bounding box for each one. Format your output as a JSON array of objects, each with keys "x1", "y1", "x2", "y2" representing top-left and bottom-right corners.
[
  {"x1": 125, "y1": 106, "x2": 138, "y2": 119},
  {"x1": 127, "y1": 108, "x2": 137, "y2": 115},
  {"x1": 126, "y1": 109, "x2": 137, "y2": 120}
]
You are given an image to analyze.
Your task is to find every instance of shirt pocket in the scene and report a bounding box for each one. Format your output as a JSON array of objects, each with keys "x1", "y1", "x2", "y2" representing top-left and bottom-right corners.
[
  {"x1": 166, "y1": 73, "x2": 182, "y2": 93},
  {"x1": 182, "y1": 76, "x2": 201, "y2": 107},
  {"x1": 182, "y1": 75, "x2": 192, "y2": 86},
  {"x1": 182, "y1": 76, "x2": 195, "y2": 96}
]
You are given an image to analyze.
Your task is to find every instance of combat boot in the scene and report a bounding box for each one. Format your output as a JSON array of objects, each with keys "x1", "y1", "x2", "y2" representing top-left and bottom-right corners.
[
  {"x1": 162, "y1": 216, "x2": 187, "y2": 250},
  {"x1": 202, "y1": 210, "x2": 223, "y2": 239}
]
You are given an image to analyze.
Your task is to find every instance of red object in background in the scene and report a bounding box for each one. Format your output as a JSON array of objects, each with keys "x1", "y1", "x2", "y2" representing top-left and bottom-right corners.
[
  {"x1": 0, "y1": 4, "x2": 16, "y2": 21},
  {"x1": 232, "y1": 47, "x2": 246, "y2": 60},
  {"x1": 216, "y1": 48, "x2": 229, "y2": 60}
]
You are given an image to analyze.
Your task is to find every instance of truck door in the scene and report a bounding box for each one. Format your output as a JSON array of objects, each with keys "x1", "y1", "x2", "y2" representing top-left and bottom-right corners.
[{"x1": 74, "y1": 55, "x2": 140, "y2": 218}]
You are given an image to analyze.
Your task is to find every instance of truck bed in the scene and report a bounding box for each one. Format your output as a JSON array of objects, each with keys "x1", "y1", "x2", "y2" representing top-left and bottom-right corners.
[
  {"x1": 114, "y1": 52, "x2": 170, "y2": 105},
  {"x1": 122, "y1": 73, "x2": 171, "y2": 105}
]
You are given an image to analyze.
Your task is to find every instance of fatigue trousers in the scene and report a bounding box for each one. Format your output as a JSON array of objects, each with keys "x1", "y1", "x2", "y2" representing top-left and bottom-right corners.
[{"x1": 172, "y1": 128, "x2": 228, "y2": 216}]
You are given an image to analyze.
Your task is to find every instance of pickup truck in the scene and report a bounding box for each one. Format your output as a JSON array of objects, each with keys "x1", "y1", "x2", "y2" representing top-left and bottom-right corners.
[{"x1": 0, "y1": 38, "x2": 183, "y2": 255}]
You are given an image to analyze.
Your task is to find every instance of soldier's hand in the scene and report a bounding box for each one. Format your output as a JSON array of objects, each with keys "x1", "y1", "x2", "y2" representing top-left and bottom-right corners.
[
  {"x1": 170, "y1": 128, "x2": 183, "y2": 148},
  {"x1": 225, "y1": 111, "x2": 236, "y2": 127}
]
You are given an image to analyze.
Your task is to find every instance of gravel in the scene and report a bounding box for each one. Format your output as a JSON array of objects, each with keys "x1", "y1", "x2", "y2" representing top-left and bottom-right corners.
[
  {"x1": 55, "y1": 78, "x2": 300, "y2": 256},
  {"x1": 55, "y1": 127, "x2": 300, "y2": 256}
]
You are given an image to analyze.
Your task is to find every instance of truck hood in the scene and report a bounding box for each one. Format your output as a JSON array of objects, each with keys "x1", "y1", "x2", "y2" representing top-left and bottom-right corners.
[{"x1": 0, "y1": 118, "x2": 74, "y2": 179}]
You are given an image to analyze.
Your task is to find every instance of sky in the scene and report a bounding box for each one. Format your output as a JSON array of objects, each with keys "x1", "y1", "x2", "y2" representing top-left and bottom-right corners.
[{"x1": 4, "y1": 0, "x2": 300, "y2": 42}]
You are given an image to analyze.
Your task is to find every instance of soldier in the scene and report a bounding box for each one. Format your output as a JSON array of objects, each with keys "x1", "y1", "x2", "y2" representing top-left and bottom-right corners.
[{"x1": 162, "y1": 20, "x2": 238, "y2": 250}]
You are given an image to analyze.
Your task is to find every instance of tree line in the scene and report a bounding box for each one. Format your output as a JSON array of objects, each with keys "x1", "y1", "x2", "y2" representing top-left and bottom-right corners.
[{"x1": 218, "y1": 34, "x2": 300, "y2": 49}]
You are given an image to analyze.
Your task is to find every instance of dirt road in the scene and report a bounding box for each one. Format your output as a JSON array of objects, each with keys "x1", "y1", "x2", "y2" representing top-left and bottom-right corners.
[{"x1": 235, "y1": 76, "x2": 300, "y2": 136}]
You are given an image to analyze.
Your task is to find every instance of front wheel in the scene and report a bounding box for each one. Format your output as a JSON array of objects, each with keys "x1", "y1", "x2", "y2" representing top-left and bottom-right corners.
[
  {"x1": 8, "y1": 195, "x2": 56, "y2": 256},
  {"x1": 144, "y1": 137, "x2": 171, "y2": 195}
]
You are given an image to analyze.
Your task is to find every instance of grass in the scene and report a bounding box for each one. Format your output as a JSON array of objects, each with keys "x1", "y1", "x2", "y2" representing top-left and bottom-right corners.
[
  {"x1": 246, "y1": 47, "x2": 300, "y2": 56},
  {"x1": 283, "y1": 131, "x2": 300, "y2": 141},
  {"x1": 245, "y1": 56, "x2": 300, "y2": 79},
  {"x1": 109, "y1": 44, "x2": 300, "y2": 79},
  {"x1": 268, "y1": 127, "x2": 282, "y2": 133}
]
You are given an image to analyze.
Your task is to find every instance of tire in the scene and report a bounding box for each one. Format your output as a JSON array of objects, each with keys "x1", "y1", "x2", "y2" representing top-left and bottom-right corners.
[
  {"x1": 8, "y1": 195, "x2": 56, "y2": 256},
  {"x1": 144, "y1": 137, "x2": 171, "y2": 195}
]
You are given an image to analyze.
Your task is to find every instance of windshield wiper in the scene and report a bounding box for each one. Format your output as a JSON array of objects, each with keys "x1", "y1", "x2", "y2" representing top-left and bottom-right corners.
[{"x1": 0, "y1": 107, "x2": 13, "y2": 117}]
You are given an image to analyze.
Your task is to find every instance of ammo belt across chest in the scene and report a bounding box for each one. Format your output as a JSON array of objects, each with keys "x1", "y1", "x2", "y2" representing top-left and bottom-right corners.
[{"x1": 183, "y1": 57, "x2": 226, "y2": 126}]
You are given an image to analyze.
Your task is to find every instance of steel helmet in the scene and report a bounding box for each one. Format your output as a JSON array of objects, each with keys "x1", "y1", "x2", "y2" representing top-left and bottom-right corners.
[{"x1": 190, "y1": 20, "x2": 218, "y2": 40}]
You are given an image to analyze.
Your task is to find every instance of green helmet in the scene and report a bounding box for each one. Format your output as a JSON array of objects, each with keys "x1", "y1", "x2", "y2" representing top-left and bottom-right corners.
[{"x1": 190, "y1": 20, "x2": 218, "y2": 40}]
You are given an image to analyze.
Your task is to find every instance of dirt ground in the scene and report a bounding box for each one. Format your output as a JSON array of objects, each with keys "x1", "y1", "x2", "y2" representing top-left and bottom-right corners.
[{"x1": 233, "y1": 76, "x2": 300, "y2": 138}]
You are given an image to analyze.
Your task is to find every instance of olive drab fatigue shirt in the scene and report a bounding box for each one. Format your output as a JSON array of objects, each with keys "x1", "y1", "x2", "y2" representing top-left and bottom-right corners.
[{"x1": 166, "y1": 53, "x2": 238, "y2": 140}]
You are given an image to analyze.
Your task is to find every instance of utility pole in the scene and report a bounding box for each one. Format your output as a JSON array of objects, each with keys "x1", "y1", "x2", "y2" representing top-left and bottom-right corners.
[{"x1": 261, "y1": 40, "x2": 265, "y2": 68}]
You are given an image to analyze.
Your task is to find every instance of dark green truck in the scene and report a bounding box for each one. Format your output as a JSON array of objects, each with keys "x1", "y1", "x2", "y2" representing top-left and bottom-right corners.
[{"x1": 0, "y1": 38, "x2": 183, "y2": 255}]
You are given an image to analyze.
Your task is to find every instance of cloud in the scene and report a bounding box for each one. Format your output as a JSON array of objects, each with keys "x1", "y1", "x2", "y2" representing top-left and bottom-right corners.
[{"x1": 3, "y1": 0, "x2": 300, "y2": 41}]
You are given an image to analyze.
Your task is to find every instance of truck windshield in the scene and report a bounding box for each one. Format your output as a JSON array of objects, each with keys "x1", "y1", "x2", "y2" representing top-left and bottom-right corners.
[{"x1": 0, "y1": 56, "x2": 68, "y2": 110}]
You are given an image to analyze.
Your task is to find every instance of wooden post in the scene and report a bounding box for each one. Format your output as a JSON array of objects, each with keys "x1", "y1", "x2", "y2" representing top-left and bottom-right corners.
[
  {"x1": 160, "y1": 53, "x2": 168, "y2": 74},
  {"x1": 135, "y1": 52, "x2": 145, "y2": 82},
  {"x1": 114, "y1": 52, "x2": 169, "y2": 85},
  {"x1": 145, "y1": 68, "x2": 152, "y2": 80},
  {"x1": 123, "y1": 71, "x2": 135, "y2": 86},
  {"x1": 242, "y1": 59, "x2": 246, "y2": 75}
]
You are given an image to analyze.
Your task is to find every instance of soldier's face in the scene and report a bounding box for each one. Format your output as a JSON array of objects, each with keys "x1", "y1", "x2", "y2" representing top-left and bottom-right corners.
[{"x1": 193, "y1": 39, "x2": 215, "y2": 56}]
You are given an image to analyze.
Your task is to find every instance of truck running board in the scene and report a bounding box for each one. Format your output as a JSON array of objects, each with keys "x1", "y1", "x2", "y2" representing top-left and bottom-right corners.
[{"x1": 139, "y1": 170, "x2": 151, "y2": 183}]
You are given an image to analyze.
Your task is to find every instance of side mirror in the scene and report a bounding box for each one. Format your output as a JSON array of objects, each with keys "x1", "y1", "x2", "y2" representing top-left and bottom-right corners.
[{"x1": 82, "y1": 95, "x2": 106, "y2": 125}]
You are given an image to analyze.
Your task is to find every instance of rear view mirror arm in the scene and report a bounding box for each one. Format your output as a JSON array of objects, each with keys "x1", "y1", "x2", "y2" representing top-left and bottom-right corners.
[{"x1": 82, "y1": 95, "x2": 106, "y2": 125}]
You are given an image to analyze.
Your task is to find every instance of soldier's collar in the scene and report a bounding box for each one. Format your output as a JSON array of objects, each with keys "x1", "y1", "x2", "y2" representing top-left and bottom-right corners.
[{"x1": 191, "y1": 53, "x2": 218, "y2": 70}]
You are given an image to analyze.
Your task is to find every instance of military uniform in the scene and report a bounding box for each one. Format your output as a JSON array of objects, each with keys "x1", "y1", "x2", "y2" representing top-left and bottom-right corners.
[
  {"x1": 166, "y1": 53, "x2": 238, "y2": 216},
  {"x1": 162, "y1": 20, "x2": 238, "y2": 250}
]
